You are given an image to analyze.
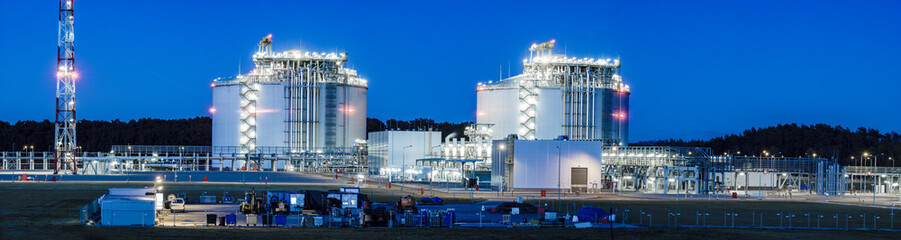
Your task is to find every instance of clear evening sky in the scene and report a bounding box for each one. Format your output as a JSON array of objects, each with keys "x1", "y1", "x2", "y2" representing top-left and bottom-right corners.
[{"x1": 1, "y1": 0, "x2": 899, "y2": 141}]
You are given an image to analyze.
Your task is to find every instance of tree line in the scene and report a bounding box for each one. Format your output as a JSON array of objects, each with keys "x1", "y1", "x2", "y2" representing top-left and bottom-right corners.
[
  {"x1": 0, "y1": 117, "x2": 471, "y2": 152},
  {"x1": 366, "y1": 118, "x2": 473, "y2": 141},
  {"x1": 7, "y1": 118, "x2": 894, "y2": 167},
  {"x1": 636, "y1": 123, "x2": 901, "y2": 167},
  {"x1": 0, "y1": 117, "x2": 212, "y2": 152}
]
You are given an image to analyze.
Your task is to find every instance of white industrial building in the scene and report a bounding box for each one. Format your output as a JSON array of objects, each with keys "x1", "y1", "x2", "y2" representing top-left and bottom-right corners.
[
  {"x1": 491, "y1": 138, "x2": 604, "y2": 192},
  {"x1": 368, "y1": 130, "x2": 441, "y2": 177},
  {"x1": 100, "y1": 188, "x2": 156, "y2": 226},
  {"x1": 211, "y1": 35, "x2": 367, "y2": 171},
  {"x1": 477, "y1": 40, "x2": 630, "y2": 145}
]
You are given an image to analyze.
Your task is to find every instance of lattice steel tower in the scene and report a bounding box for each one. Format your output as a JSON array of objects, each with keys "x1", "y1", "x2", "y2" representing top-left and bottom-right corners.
[{"x1": 55, "y1": 0, "x2": 78, "y2": 174}]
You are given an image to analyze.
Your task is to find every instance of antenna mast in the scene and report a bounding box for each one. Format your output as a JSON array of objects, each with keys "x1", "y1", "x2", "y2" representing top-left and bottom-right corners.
[{"x1": 55, "y1": 0, "x2": 78, "y2": 174}]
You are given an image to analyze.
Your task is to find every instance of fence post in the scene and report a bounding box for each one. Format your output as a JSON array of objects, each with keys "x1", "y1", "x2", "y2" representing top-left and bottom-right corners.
[
  {"x1": 807, "y1": 212, "x2": 810, "y2": 228},
  {"x1": 731, "y1": 212, "x2": 735, "y2": 228},
  {"x1": 778, "y1": 212, "x2": 782, "y2": 228},
  {"x1": 789, "y1": 213, "x2": 793, "y2": 229},
  {"x1": 846, "y1": 214, "x2": 850, "y2": 231}
]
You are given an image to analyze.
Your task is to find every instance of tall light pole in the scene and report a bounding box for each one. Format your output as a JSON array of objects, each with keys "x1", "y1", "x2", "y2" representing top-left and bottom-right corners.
[
  {"x1": 402, "y1": 145, "x2": 413, "y2": 191},
  {"x1": 874, "y1": 153, "x2": 883, "y2": 204},
  {"x1": 556, "y1": 145, "x2": 561, "y2": 212},
  {"x1": 850, "y1": 156, "x2": 856, "y2": 194}
]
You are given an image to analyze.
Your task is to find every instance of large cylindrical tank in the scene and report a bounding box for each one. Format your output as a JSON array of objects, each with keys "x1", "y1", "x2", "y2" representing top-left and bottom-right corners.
[
  {"x1": 211, "y1": 82, "x2": 285, "y2": 149},
  {"x1": 478, "y1": 77, "x2": 629, "y2": 144},
  {"x1": 534, "y1": 87, "x2": 564, "y2": 140},
  {"x1": 593, "y1": 88, "x2": 630, "y2": 145},
  {"x1": 476, "y1": 84, "x2": 520, "y2": 140},
  {"x1": 256, "y1": 82, "x2": 286, "y2": 148},
  {"x1": 614, "y1": 89, "x2": 630, "y2": 144},
  {"x1": 317, "y1": 83, "x2": 367, "y2": 149},
  {"x1": 212, "y1": 83, "x2": 241, "y2": 148}
]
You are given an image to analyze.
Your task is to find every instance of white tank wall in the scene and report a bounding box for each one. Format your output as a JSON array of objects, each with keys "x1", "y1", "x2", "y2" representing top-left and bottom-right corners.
[
  {"x1": 211, "y1": 83, "x2": 285, "y2": 149},
  {"x1": 535, "y1": 87, "x2": 564, "y2": 140},
  {"x1": 212, "y1": 84, "x2": 241, "y2": 148},
  {"x1": 214, "y1": 82, "x2": 365, "y2": 152},
  {"x1": 317, "y1": 84, "x2": 367, "y2": 148},
  {"x1": 256, "y1": 83, "x2": 285, "y2": 148},
  {"x1": 477, "y1": 87, "x2": 565, "y2": 140},
  {"x1": 476, "y1": 88, "x2": 519, "y2": 140},
  {"x1": 344, "y1": 85, "x2": 367, "y2": 147}
]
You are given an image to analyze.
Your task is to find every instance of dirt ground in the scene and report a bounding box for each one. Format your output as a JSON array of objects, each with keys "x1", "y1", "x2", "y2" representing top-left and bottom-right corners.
[{"x1": 1, "y1": 182, "x2": 900, "y2": 240}]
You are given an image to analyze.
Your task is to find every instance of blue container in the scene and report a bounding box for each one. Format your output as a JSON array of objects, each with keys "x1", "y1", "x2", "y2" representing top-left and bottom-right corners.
[
  {"x1": 226, "y1": 213, "x2": 237, "y2": 225},
  {"x1": 275, "y1": 214, "x2": 287, "y2": 225},
  {"x1": 443, "y1": 211, "x2": 455, "y2": 226}
]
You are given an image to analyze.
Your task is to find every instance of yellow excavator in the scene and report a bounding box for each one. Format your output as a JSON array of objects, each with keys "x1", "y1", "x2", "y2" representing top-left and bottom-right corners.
[{"x1": 240, "y1": 188, "x2": 261, "y2": 214}]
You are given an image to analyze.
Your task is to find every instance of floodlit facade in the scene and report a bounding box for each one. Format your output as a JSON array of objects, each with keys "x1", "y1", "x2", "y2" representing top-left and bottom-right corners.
[
  {"x1": 477, "y1": 40, "x2": 630, "y2": 145},
  {"x1": 491, "y1": 138, "x2": 605, "y2": 192},
  {"x1": 211, "y1": 35, "x2": 367, "y2": 167}
]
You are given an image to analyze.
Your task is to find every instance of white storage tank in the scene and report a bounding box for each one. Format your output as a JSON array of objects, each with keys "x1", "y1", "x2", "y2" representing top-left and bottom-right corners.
[
  {"x1": 211, "y1": 41, "x2": 368, "y2": 167},
  {"x1": 477, "y1": 41, "x2": 630, "y2": 145}
]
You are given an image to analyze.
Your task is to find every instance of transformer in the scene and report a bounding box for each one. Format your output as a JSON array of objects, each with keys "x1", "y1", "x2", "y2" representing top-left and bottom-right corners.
[{"x1": 477, "y1": 40, "x2": 630, "y2": 145}]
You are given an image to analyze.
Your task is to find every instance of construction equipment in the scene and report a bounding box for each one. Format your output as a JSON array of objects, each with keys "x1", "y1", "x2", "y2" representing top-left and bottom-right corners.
[
  {"x1": 270, "y1": 196, "x2": 289, "y2": 215},
  {"x1": 240, "y1": 188, "x2": 261, "y2": 214},
  {"x1": 395, "y1": 195, "x2": 417, "y2": 213},
  {"x1": 264, "y1": 191, "x2": 291, "y2": 214}
]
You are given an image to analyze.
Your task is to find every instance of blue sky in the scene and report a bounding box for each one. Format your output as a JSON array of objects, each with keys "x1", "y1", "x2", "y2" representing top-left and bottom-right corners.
[{"x1": 1, "y1": 0, "x2": 899, "y2": 141}]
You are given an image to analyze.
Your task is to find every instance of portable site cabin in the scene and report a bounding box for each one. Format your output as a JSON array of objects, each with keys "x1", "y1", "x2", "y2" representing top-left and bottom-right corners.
[
  {"x1": 289, "y1": 190, "x2": 327, "y2": 213},
  {"x1": 327, "y1": 187, "x2": 367, "y2": 209},
  {"x1": 100, "y1": 188, "x2": 157, "y2": 226}
]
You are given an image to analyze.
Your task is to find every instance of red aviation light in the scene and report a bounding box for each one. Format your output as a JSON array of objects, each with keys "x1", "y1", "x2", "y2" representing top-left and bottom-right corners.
[
  {"x1": 209, "y1": 107, "x2": 216, "y2": 114},
  {"x1": 613, "y1": 112, "x2": 626, "y2": 119}
]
